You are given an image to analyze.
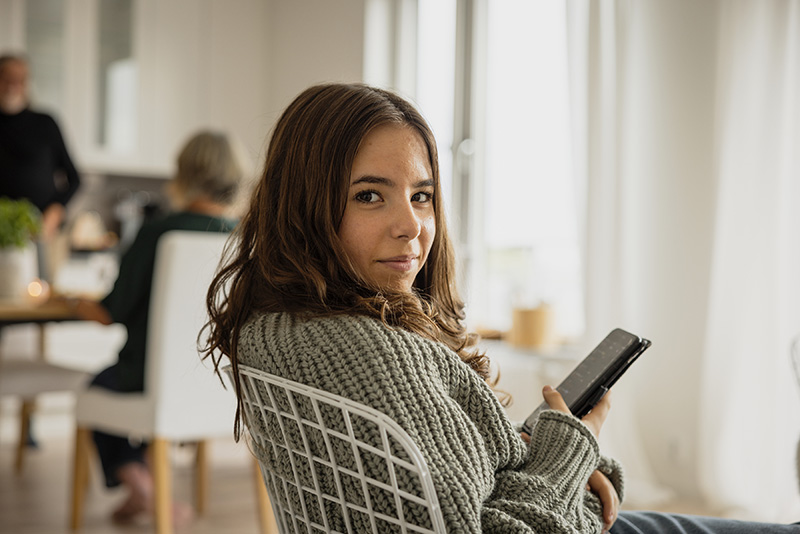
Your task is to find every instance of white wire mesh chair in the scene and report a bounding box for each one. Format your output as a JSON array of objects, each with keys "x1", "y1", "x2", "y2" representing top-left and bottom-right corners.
[
  {"x1": 792, "y1": 336, "x2": 800, "y2": 494},
  {"x1": 226, "y1": 364, "x2": 447, "y2": 534},
  {"x1": 792, "y1": 336, "x2": 800, "y2": 392}
]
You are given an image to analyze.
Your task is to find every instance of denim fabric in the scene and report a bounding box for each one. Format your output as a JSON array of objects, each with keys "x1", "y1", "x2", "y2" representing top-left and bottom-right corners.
[{"x1": 614, "y1": 511, "x2": 800, "y2": 533}]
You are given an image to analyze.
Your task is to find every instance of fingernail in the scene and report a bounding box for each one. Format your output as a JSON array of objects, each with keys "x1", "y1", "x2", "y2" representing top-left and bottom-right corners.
[{"x1": 543, "y1": 385, "x2": 553, "y2": 392}]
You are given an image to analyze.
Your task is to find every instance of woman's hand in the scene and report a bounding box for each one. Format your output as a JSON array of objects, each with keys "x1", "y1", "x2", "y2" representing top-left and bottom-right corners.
[
  {"x1": 587, "y1": 470, "x2": 619, "y2": 532},
  {"x1": 541, "y1": 386, "x2": 617, "y2": 530},
  {"x1": 541, "y1": 385, "x2": 612, "y2": 439},
  {"x1": 73, "y1": 298, "x2": 113, "y2": 325},
  {"x1": 52, "y1": 296, "x2": 113, "y2": 325},
  {"x1": 41, "y1": 203, "x2": 65, "y2": 241}
]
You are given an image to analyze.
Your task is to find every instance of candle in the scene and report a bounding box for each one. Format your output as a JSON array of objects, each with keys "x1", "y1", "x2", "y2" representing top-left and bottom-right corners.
[{"x1": 26, "y1": 278, "x2": 51, "y2": 305}]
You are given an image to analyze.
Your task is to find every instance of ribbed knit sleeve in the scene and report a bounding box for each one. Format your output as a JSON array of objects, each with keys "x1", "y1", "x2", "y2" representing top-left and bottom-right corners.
[{"x1": 239, "y1": 312, "x2": 613, "y2": 533}]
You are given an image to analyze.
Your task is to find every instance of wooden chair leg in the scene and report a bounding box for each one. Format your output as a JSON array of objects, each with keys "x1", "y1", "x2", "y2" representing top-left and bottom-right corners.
[
  {"x1": 70, "y1": 426, "x2": 93, "y2": 530},
  {"x1": 14, "y1": 399, "x2": 35, "y2": 475},
  {"x1": 194, "y1": 440, "x2": 208, "y2": 516},
  {"x1": 252, "y1": 456, "x2": 278, "y2": 534},
  {"x1": 150, "y1": 438, "x2": 173, "y2": 534}
]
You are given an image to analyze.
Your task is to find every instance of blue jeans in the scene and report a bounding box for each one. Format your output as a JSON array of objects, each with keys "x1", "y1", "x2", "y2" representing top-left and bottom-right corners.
[{"x1": 614, "y1": 511, "x2": 800, "y2": 533}]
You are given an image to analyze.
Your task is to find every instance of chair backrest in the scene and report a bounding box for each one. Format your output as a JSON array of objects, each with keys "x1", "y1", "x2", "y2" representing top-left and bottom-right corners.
[
  {"x1": 228, "y1": 364, "x2": 447, "y2": 534},
  {"x1": 145, "y1": 230, "x2": 235, "y2": 438}
]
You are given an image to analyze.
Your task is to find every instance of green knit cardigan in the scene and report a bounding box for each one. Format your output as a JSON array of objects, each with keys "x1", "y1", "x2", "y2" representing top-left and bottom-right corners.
[{"x1": 239, "y1": 312, "x2": 625, "y2": 533}]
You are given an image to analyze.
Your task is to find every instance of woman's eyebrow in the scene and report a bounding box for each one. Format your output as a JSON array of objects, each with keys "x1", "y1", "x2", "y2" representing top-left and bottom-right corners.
[
  {"x1": 350, "y1": 176, "x2": 434, "y2": 188},
  {"x1": 351, "y1": 175, "x2": 392, "y2": 187}
]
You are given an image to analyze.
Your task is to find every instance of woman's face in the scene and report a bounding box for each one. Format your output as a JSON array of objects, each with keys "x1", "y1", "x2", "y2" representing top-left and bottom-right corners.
[{"x1": 338, "y1": 124, "x2": 436, "y2": 293}]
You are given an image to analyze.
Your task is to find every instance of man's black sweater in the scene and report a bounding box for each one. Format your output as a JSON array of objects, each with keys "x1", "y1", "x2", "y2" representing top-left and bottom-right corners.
[{"x1": 0, "y1": 107, "x2": 80, "y2": 212}]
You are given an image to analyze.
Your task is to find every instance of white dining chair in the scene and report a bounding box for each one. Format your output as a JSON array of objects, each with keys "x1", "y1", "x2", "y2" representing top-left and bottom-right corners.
[
  {"x1": 0, "y1": 357, "x2": 89, "y2": 473},
  {"x1": 68, "y1": 230, "x2": 271, "y2": 534},
  {"x1": 229, "y1": 363, "x2": 447, "y2": 534}
]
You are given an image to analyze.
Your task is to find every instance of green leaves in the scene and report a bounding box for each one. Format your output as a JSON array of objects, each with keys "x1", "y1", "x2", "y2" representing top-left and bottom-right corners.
[{"x1": 0, "y1": 197, "x2": 41, "y2": 249}]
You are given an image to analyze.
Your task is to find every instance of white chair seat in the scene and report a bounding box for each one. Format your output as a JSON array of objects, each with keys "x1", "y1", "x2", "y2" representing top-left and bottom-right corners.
[
  {"x1": 0, "y1": 358, "x2": 91, "y2": 473},
  {"x1": 0, "y1": 359, "x2": 89, "y2": 397},
  {"x1": 75, "y1": 375, "x2": 234, "y2": 441},
  {"x1": 74, "y1": 388, "x2": 157, "y2": 438}
]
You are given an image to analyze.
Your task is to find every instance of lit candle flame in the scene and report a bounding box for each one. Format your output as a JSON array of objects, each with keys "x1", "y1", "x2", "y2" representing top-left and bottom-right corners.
[{"x1": 26, "y1": 278, "x2": 50, "y2": 303}]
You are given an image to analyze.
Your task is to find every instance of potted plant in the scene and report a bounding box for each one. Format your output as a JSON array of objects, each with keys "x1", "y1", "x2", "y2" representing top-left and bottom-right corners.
[{"x1": 0, "y1": 197, "x2": 41, "y2": 300}]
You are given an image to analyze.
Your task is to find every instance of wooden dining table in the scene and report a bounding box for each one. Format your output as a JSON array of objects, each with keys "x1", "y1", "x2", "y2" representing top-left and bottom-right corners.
[{"x1": 0, "y1": 297, "x2": 79, "y2": 327}]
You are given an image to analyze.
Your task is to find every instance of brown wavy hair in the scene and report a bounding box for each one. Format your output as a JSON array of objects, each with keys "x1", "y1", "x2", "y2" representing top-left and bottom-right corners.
[{"x1": 202, "y1": 83, "x2": 490, "y2": 434}]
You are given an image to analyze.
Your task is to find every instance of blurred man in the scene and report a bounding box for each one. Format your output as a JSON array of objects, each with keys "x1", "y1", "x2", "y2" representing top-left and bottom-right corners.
[{"x1": 0, "y1": 54, "x2": 80, "y2": 241}]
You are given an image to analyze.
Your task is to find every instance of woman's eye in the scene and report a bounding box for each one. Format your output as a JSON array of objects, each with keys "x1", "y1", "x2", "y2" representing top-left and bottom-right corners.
[
  {"x1": 412, "y1": 191, "x2": 434, "y2": 203},
  {"x1": 354, "y1": 190, "x2": 381, "y2": 203}
]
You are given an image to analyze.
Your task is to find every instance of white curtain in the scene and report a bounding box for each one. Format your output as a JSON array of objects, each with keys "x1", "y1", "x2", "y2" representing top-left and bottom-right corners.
[
  {"x1": 566, "y1": 0, "x2": 679, "y2": 509},
  {"x1": 569, "y1": 0, "x2": 800, "y2": 521},
  {"x1": 698, "y1": 0, "x2": 800, "y2": 520}
]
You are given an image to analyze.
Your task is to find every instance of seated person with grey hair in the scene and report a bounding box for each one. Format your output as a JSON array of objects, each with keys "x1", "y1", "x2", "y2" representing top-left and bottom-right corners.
[{"x1": 67, "y1": 130, "x2": 245, "y2": 526}]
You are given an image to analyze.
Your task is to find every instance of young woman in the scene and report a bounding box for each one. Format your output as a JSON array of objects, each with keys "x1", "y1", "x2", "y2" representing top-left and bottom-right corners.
[
  {"x1": 71, "y1": 130, "x2": 244, "y2": 526},
  {"x1": 204, "y1": 83, "x2": 799, "y2": 533}
]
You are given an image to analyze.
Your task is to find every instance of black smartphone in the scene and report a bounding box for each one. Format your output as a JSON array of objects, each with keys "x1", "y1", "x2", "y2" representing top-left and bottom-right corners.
[{"x1": 520, "y1": 328, "x2": 651, "y2": 435}]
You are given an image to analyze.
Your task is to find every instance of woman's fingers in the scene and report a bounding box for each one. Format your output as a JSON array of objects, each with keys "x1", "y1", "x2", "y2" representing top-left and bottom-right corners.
[
  {"x1": 582, "y1": 391, "x2": 612, "y2": 438},
  {"x1": 541, "y1": 386, "x2": 613, "y2": 440},
  {"x1": 542, "y1": 385, "x2": 571, "y2": 414},
  {"x1": 587, "y1": 470, "x2": 619, "y2": 531}
]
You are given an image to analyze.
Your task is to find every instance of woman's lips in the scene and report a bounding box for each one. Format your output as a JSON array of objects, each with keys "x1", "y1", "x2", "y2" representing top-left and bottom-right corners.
[{"x1": 377, "y1": 255, "x2": 418, "y2": 271}]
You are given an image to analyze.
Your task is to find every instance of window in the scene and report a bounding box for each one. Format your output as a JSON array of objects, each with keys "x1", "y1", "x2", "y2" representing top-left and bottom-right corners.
[
  {"x1": 20, "y1": 0, "x2": 138, "y2": 157},
  {"x1": 24, "y1": 0, "x2": 66, "y2": 114},
  {"x1": 415, "y1": 0, "x2": 457, "y2": 223},
  {"x1": 416, "y1": 0, "x2": 584, "y2": 341},
  {"x1": 97, "y1": 0, "x2": 137, "y2": 152}
]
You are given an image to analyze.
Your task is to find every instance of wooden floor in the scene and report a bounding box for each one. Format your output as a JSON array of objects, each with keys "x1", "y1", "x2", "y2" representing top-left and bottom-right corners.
[{"x1": 0, "y1": 418, "x2": 263, "y2": 534}]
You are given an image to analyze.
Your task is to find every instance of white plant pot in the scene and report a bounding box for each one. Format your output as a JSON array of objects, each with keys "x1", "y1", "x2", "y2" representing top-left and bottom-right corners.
[{"x1": 0, "y1": 245, "x2": 38, "y2": 300}]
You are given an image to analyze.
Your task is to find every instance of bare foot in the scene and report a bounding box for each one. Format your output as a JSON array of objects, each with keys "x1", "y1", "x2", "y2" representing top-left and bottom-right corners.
[
  {"x1": 172, "y1": 502, "x2": 195, "y2": 529},
  {"x1": 111, "y1": 497, "x2": 147, "y2": 524},
  {"x1": 112, "y1": 462, "x2": 194, "y2": 528},
  {"x1": 112, "y1": 463, "x2": 152, "y2": 524}
]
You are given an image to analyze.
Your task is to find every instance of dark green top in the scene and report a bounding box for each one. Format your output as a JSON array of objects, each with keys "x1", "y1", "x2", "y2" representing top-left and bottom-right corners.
[{"x1": 101, "y1": 211, "x2": 235, "y2": 391}]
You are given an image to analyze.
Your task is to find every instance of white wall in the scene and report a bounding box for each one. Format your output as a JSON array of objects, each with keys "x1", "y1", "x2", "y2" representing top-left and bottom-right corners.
[
  {"x1": 266, "y1": 0, "x2": 366, "y2": 117},
  {"x1": 122, "y1": 0, "x2": 275, "y2": 173},
  {"x1": 0, "y1": 0, "x2": 24, "y2": 49}
]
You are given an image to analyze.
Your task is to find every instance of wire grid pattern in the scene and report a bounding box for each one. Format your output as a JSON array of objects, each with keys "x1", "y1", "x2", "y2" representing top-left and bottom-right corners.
[
  {"x1": 229, "y1": 365, "x2": 447, "y2": 534},
  {"x1": 792, "y1": 337, "x2": 800, "y2": 392},
  {"x1": 791, "y1": 337, "x2": 800, "y2": 495}
]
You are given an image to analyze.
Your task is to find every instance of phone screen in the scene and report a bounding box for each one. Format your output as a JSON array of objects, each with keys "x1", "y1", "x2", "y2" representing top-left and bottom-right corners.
[
  {"x1": 521, "y1": 328, "x2": 650, "y2": 435},
  {"x1": 556, "y1": 328, "x2": 641, "y2": 409}
]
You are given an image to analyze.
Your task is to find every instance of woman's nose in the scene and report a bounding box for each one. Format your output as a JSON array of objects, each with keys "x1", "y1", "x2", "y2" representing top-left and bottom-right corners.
[{"x1": 391, "y1": 201, "x2": 422, "y2": 240}]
